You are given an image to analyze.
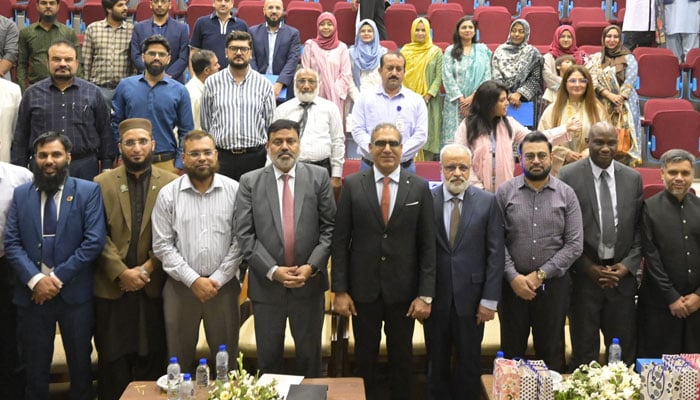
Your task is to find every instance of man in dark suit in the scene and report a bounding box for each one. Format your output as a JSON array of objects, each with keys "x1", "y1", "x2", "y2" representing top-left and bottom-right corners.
[
  {"x1": 235, "y1": 119, "x2": 335, "y2": 377},
  {"x1": 332, "y1": 122, "x2": 436, "y2": 400},
  {"x1": 426, "y1": 144, "x2": 504, "y2": 400},
  {"x1": 249, "y1": 0, "x2": 301, "y2": 102},
  {"x1": 93, "y1": 118, "x2": 178, "y2": 400},
  {"x1": 130, "y1": 0, "x2": 189, "y2": 82},
  {"x1": 559, "y1": 121, "x2": 643, "y2": 367},
  {"x1": 4, "y1": 132, "x2": 106, "y2": 400}
]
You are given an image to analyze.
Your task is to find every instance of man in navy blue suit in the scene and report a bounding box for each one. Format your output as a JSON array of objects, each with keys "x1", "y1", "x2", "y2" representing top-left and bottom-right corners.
[
  {"x1": 4, "y1": 132, "x2": 106, "y2": 400},
  {"x1": 249, "y1": 0, "x2": 301, "y2": 102},
  {"x1": 130, "y1": 0, "x2": 189, "y2": 82}
]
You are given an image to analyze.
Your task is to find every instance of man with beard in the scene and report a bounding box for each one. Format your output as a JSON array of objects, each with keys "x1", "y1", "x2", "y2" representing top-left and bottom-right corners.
[
  {"x1": 130, "y1": 0, "x2": 189, "y2": 83},
  {"x1": 190, "y1": 0, "x2": 248, "y2": 70},
  {"x1": 17, "y1": 0, "x2": 80, "y2": 92},
  {"x1": 495, "y1": 131, "x2": 583, "y2": 372},
  {"x1": 4, "y1": 132, "x2": 106, "y2": 400},
  {"x1": 351, "y1": 52, "x2": 428, "y2": 173},
  {"x1": 426, "y1": 144, "x2": 504, "y2": 399},
  {"x1": 638, "y1": 149, "x2": 700, "y2": 357},
  {"x1": 559, "y1": 122, "x2": 643, "y2": 368},
  {"x1": 112, "y1": 34, "x2": 194, "y2": 174},
  {"x1": 13, "y1": 40, "x2": 114, "y2": 180},
  {"x1": 93, "y1": 118, "x2": 178, "y2": 400},
  {"x1": 274, "y1": 68, "x2": 344, "y2": 191},
  {"x1": 82, "y1": 0, "x2": 135, "y2": 104},
  {"x1": 201, "y1": 30, "x2": 275, "y2": 181},
  {"x1": 152, "y1": 130, "x2": 243, "y2": 372},
  {"x1": 235, "y1": 119, "x2": 336, "y2": 377},
  {"x1": 249, "y1": 0, "x2": 301, "y2": 102}
]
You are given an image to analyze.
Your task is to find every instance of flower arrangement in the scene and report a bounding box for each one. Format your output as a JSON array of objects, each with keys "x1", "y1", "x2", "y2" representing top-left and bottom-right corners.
[
  {"x1": 209, "y1": 353, "x2": 281, "y2": 400},
  {"x1": 555, "y1": 361, "x2": 641, "y2": 400}
]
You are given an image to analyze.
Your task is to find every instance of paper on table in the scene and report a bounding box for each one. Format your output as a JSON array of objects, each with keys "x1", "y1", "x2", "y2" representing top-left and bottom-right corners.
[{"x1": 257, "y1": 373, "x2": 304, "y2": 397}]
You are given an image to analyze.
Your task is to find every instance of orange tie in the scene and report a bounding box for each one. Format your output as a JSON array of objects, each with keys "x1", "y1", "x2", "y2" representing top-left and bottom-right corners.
[{"x1": 381, "y1": 177, "x2": 390, "y2": 225}]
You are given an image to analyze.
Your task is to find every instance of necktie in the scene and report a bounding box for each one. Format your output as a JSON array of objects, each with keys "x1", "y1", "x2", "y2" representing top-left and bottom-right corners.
[
  {"x1": 43, "y1": 191, "x2": 57, "y2": 268},
  {"x1": 381, "y1": 177, "x2": 390, "y2": 226},
  {"x1": 282, "y1": 175, "x2": 295, "y2": 266},
  {"x1": 599, "y1": 171, "x2": 616, "y2": 247},
  {"x1": 449, "y1": 197, "x2": 460, "y2": 248},
  {"x1": 298, "y1": 102, "x2": 312, "y2": 137}
]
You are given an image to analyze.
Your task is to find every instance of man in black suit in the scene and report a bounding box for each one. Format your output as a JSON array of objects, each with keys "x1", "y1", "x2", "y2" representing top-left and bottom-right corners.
[
  {"x1": 559, "y1": 122, "x2": 643, "y2": 367},
  {"x1": 332, "y1": 123, "x2": 436, "y2": 400},
  {"x1": 426, "y1": 144, "x2": 504, "y2": 400}
]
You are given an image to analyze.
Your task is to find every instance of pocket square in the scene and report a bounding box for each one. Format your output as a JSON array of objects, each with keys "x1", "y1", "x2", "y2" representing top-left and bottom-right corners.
[{"x1": 405, "y1": 201, "x2": 420, "y2": 206}]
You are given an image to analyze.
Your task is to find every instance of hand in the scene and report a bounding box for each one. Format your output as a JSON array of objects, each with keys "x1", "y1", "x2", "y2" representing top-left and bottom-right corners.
[
  {"x1": 191, "y1": 277, "x2": 219, "y2": 303},
  {"x1": 598, "y1": 263, "x2": 630, "y2": 288},
  {"x1": 565, "y1": 116, "x2": 583, "y2": 134},
  {"x1": 510, "y1": 275, "x2": 536, "y2": 300},
  {"x1": 118, "y1": 267, "x2": 149, "y2": 292},
  {"x1": 683, "y1": 293, "x2": 700, "y2": 314},
  {"x1": 331, "y1": 177, "x2": 342, "y2": 190},
  {"x1": 508, "y1": 92, "x2": 522, "y2": 108},
  {"x1": 606, "y1": 92, "x2": 625, "y2": 107},
  {"x1": 333, "y1": 291, "x2": 357, "y2": 317},
  {"x1": 32, "y1": 276, "x2": 61, "y2": 305},
  {"x1": 423, "y1": 94, "x2": 432, "y2": 104},
  {"x1": 476, "y1": 305, "x2": 496, "y2": 324},
  {"x1": 458, "y1": 95, "x2": 472, "y2": 115},
  {"x1": 272, "y1": 266, "x2": 306, "y2": 288},
  {"x1": 273, "y1": 82, "x2": 284, "y2": 98},
  {"x1": 407, "y1": 297, "x2": 431, "y2": 322},
  {"x1": 669, "y1": 297, "x2": 690, "y2": 318},
  {"x1": 565, "y1": 150, "x2": 584, "y2": 164},
  {"x1": 587, "y1": 264, "x2": 616, "y2": 288}
]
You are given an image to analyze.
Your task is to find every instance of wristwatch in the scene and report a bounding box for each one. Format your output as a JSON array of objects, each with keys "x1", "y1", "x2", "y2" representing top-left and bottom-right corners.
[
  {"x1": 419, "y1": 296, "x2": 433, "y2": 305},
  {"x1": 536, "y1": 269, "x2": 547, "y2": 281}
]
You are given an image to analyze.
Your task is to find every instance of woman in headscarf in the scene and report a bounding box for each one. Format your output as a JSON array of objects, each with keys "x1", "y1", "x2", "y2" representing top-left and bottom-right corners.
[
  {"x1": 543, "y1": 25, "x2": 587, "y2": 104},
  {"x1": 400, "y1": 17, "x2": 443, "y2": 160},
  {"x1": 301, "y1": 12, "x2": 354, "y2": 121},
  {"x1": 441, "y1": 16, "x2": 492, "y2": 147},
  {"x1": 349, "y1": 19, "x2": 387, "y2": 98},
  {"x1": 491, "y1": 19, "x2": 543, "y2": 108},
  {"x1": 586, "y1": 24, "x2": 641, "y2": 165}
]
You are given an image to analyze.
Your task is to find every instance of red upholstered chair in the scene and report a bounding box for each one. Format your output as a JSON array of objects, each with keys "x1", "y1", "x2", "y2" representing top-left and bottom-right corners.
[
  {"x1": 472, "y1": 6, "x2": 511, "y2": 45},
  {"x1": 235, "y1": 1, "x2": 265, "y2": 27},
  {"x1": 486, "y1": 0, "x2": 521, "y2": 15},
  {"x1": 406, "y1": 0, "x2": 433, "y2": 15},
  {"x1": 184, "y1": 3, "x2": 213, "y2": 36},
  {"x1": 333, "y1": 1, "x2": 357, "y2": 45},
  {"x1": 521, "y1": 6, "x2": 559, "y2": 46},
  {"x1": 380, "y1": 39, "x2": 398, "y2": 51},
  {"x1": 682, "y1": 48, "x2": 700, "y2": 103},
  {"x1": 447, "y1": 0, "x2": 475, "y2": 15},
  {"x1": 645, "y1": 109, "x2": 700, "y2": 162},
  {"x1": 80, "y1": 0, "x2": 106, "y2": 27},
  {"x1": 285, "y1": 1, "x2": 323, "y2": 44},
  {"x1": 636, "y1": 53, "x2": 682, "y2": 99},
  {"x1": 384, "y1": 3, "x2": 417, "y2": 47},
  {"x1": 427, "y1": 2, "x2": 464, "y2": 44},
  {"x1": 573, "y1": 20, "x2": 608, "y2": 46}
]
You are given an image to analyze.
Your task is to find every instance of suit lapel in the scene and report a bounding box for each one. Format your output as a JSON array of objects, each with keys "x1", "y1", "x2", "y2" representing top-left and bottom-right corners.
[
  {"x1": 56, "y1": 178, "x2": 76, "y2": 238},
  {"x1": 115, "y1": 170, "x2": 133, "y2": 234},
  {"x1": 389, "y1": 171, "x2": 411, "y2": 225},
  {"x1": 293, "y1": 163, "x2": 307, "y2": 230},
  {"x1": 29, "y1": 185, "x2": 42, "y2": 239},
  {"x1": 141, "y1": 168, "x2": 163, "y2": 237},
  {"x1": 455, "y1": 186, "x2": 477, "y2": 247},
  {"x1": 433, "y1": 186, "x2": 449, "y2": 249},
  {"x1": 360, "y1": 169, "x2": 385, "y2": 226},
  {"x1": 583, "y1": 161, "x2": 601, "y2": 231},
  {"x1": 265, "y1": 166, "x2": 284, "y2": 242}
]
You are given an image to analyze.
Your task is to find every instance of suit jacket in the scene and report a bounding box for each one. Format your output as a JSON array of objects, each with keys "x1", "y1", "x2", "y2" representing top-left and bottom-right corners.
[
  {"x1": 3, "y1": 177, "x2": 106, "y2": 306},
  {"x1": 331, "y1": 168, "x2": 436, "y2": 304},
  {"x1": 559, "y1": 159, "x2": 643, "y2": 296},
  {"x1": 130, "y1": 17, "x2": 190, "y2": 82},
  {"x1": 235, "y1": 163, "x2": 336, "y2": 303},
  {"x1": 432, "y1": 185, "x2": 504, "y2": 317},
  {"x1": 94, "y1": 166, "x2": 178, "y2": 300},
  {"x1": 249, "y1": 23, "x2": 301, "y2": 99}
]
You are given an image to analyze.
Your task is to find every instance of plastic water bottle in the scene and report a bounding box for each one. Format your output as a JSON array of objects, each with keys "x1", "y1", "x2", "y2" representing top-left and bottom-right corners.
[
  {"x1": 181, "y1": 374, "x2": 194, "y2": 400},
  {"x1": 215, "y1": 345, "x2": 229, "y2": 383},
  {"x1": 608, "y1": 337, "x2": 622, "y2": 364},
  {"x1": 166, "y1": 356, "x2": 181, "y2": 400},
  {"x1": 493, "y1": 351, "x2": 504, "y2": 395},
  {"x1": 195, "y1": 358, "x2": 210, "y2": 388}
]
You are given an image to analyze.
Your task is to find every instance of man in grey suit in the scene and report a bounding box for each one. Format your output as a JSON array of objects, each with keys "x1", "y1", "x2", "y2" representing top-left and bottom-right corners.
[
  {"x1": 559, "y1": 121, "x2": 643, "y2": 367},
  {"x1": 235, "y1": 119, "x2": 336, "y2": 377},
  {"x1": 332, "y1": 123, "x2": 436, "y2": 400}
]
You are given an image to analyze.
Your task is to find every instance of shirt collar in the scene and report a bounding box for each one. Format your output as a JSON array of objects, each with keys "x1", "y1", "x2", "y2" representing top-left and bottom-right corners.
[
  {"x1": 442, "y1": 184, "x2": 465, "y2": 202},
  {"x1": 273, "y1": 163, "x2": 297, "y2": 180},
  {"x1": 266, "y1": 22, "x2": 284, "y2": 31},
  {"x1": 180, "y1": 173, "x2": 224, "y2": 193},
  {"x1": 373, "y1": 166, "x2": 400, "y2": 183},
  {"x1": 376, "y1": 84, "x2": 407, "y2": 98},
  {"x1": 589, "y1": 158, "x2": 615, "y2": 179},
  {"x1": 517, "y1": 174, "x2": 554, "y2": 192}
]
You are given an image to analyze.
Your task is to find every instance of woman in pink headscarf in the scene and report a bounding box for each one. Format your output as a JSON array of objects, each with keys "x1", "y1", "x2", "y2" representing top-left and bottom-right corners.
[
  {"x1": 301, "y1": 12, "x2": 354, "y2": 122},
  {"x1": 542, "y1": 25, "x2": 587, "y2": 104}
]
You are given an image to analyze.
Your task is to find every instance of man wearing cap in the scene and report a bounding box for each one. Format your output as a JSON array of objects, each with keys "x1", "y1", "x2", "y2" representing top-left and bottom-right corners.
[{"x1": 93, "y1": 118, "x2": 178, "y2": 400}]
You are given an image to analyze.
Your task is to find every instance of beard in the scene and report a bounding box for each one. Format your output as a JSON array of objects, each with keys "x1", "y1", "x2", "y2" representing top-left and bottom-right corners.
[
  {"x1": 228, "y1": 59, "x2": 249, "y2": 70},
  {"x1": 111, "y1": 10, "x2": 127, "y2": 22},
  {"x1": 185, "y1": 160, "x2": 220, "y2": 181},
  {"x1": 122, "y1": 151, "x2": 154, "y2": 173},
  {"x1": 523, "y1": 165, "x2": 552, "y2": 182},
  {"x1": 34, "y1": 161, "x2": 69, "y2": 193},
  {"x1": 40, "y1": 13, "x2": 57, "y2": 24},
  {"x1": 265, "y1": 15, "x2": 281, "y2": 27},
  {"x1": 444, "y1": 178, "x2": 468, "y2": 195},
  {"x1": 145, "y1": 61, "x2": 166, "y2": 76},
  {"x1": 297, "y1": 87, "x2": 319, "y2": 103},
  {"x1": 272, "y1": 152, "x2": 297, "y2": 172}
]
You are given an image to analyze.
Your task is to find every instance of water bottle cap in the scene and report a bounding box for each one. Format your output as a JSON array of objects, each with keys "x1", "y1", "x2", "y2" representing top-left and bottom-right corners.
[
  {"x1": 199, "y1": 358, "x2": 207, "y2": 364},
  {"x1": 183, "y1": 373, "x2": 191, "y2": 380},
  {"x1": 170, "y1": 356, "x2": 178, "y2": 363},
  {"x1": 612, "y1": 338, "x2": 620, "y2": 344},
  {"x1": 219, "y1": 344, "x2": 227, "y2": 351},
  {"x1": 496, "y1": 351, "x2": 504, "y2": 358}
]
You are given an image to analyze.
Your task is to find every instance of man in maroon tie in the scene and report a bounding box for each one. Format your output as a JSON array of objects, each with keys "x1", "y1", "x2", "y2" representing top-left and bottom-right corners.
[{"x1": 234, "y1": 119, "x2": 336, "y2": 377}]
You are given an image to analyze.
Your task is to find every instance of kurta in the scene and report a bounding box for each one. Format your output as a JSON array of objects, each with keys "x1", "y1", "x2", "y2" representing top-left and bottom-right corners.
[
  {"x1": 301, "y1": 40, "x2": 354, "y2": 124},
  {"x1": 402, "y1": 50, "x2": 443, "y2": 155}
]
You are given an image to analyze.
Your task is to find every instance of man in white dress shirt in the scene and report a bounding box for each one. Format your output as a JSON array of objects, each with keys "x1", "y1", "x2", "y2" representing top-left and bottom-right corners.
[{"x1": 185, "y1": 49, "x2": 219, "y2": 130}]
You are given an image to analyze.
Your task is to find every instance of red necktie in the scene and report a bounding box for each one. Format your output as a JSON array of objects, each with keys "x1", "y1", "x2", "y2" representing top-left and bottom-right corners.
[
  {"x1": 282, "y1": 175, "x2": 295, "y2": 266},
  {"x1": 381, "y1": 177, "x2": 390, "y2": 225}
]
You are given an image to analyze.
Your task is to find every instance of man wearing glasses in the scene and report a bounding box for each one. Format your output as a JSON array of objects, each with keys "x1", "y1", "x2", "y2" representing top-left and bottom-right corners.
[
  {"x1": 112, "y1": 34, "x2": 194, "y2": 174},
  {"x1": 495, "y1": 131, "x2": 583, "y2": 372},
  {"x1": 201, "y1": 30, "x2": 275, "y2": 181}
]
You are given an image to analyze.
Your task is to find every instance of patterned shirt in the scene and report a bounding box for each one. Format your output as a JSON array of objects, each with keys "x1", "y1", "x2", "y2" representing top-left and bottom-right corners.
[
  {"x1": 82, "y1": 18, "x2": 134, "y2": 88},
  {"x1": 17, "y1": 22, "x2": 80, "y2": 92},
  {"x1": 201, "y1": 67, "x2": 274, "y2": 149}
]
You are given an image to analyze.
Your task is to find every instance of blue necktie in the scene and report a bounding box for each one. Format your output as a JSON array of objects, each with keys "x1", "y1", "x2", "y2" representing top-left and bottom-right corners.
[{"x1": 43, "y1": 192, "x2": 57, "y2": 268}]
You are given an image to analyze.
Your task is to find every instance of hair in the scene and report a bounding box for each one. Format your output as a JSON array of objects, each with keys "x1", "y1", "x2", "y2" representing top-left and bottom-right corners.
[
  {"x1": 226, "y1": 31, "x2": 253, "y2": 49},
  {"x1": 33, "y1": 131, "x2": 73, "y2": 154},
  {"x1": 450, "y1": 17, "x2": 478, "y2": 61},
  {"x1": 370, "y1": 123, "x2": 402, "y2": 142},
  {"x1": 141, "y1": 34, "x2": 170, "y2": 53},
  {"x1": 549, "y1": 65, "x2": 602, "y2": 127},
  {"x1": 466, "y1": 80, "x2": 512, "y2": 147},
  {"x1": 182, "y1": 130, "x2": 215, "y2": 151},
  {"x1": 379, "y1": 51, "x2": 405, "y2": 68},
  {"x1": 294, "y1": 67, "x2": 319, "y2": 82},
  {"x1": 268, "y1": 119, "x2": 300, "y2": 138},
  {"x1": 191, "y1": 49, "x2": 216, "y2": 75},
  {"x1": 49, "y1": 39, "x2": 78, "y2": 56},
  {"x1": 555, "y1": 54, "x2": 575, "y2": 70},
  {"x1": 518, "y1": 131, "x2": 552, "y2": 154},
  {"x1": 439, "y1": 143, "x2": 472, "y2": 161},
  {"x1": 660, "y1": 149, "x2": 696, "y2": 168},
  {"x1": 102, "y1": 0, "x2": 123, "y2": 12}
]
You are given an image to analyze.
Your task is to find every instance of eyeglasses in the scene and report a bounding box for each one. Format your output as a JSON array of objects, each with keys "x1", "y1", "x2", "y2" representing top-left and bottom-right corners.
[
  {"x1": 185, "y1": 149, "x2": 216, "y2": 158},
  {"x1": 121, "y1": 138, "x2": 152, "y2": 147},
  {"x1": 296, "y1": 79, "x2": 317, "y2": 85},
  {"x1": 442, "y1": 164, "x2": 470, "y2": 172},
  {"x1": 151, "y1": 0, "x2": 169, "y2": 4},
  {"x1": 523, "y1": 152, "x2": 549, "y2": 162},
  {"x1": 372, "y1": 140, "x2": 401, "y2": 148},
  {"x1": 145, "y1": 51, "x2": 168, "y2": 58},
  {"x1": 567, "y1": 78, "x2": 588, "y2": 84},
  {"x1": 227, "y1": 46, "x2": 250, "y2": 54}
]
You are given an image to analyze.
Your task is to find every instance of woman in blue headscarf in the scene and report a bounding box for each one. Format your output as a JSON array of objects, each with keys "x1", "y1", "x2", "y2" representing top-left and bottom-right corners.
[{"x1": 349, "y1": 19, "x2": 387, "y2": 98}]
